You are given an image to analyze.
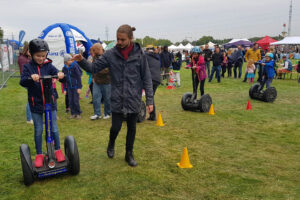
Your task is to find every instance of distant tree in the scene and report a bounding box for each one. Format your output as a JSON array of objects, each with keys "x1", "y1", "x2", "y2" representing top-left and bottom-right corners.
[
  {"x1": 142, "y1": 36, "x2": 158, "y2": 47},
  {"x1": 194, "y1": 36, "x2": 215, "y2": 46},
  {"x1": 0, "y1": 27, "x2": 3, "y2": 42},
  {"x1": 134, "y1": 38, "x2": 143, "y2": 46},
  {"x1": 156, "y1": 39, "x2": 172, "y2": 47},
  {"x1": 174, "y1": 42, "x2": 180, "y2": 46},
  {"x1": 181, "y1": 39, "x2": 190, "y2": 45}
]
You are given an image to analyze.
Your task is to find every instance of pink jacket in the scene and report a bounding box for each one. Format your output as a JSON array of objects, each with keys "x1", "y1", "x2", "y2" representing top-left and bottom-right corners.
[{"x1": 187, "y1": 56, "x2": 207, "y2": 81}]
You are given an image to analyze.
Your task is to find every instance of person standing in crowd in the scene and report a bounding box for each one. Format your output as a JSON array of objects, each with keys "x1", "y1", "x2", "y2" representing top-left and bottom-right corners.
[
  {"x1": 209, "y1": 47, "x2": 224, "y2": 83},
  {"x1": 72, "y1": 25, "x2": 153, "y2": 167},
  {"x1": 160, "y1": 46, "x2": 172, "y2": 85},
  {"x1": 145, "y1": 45, "x2": 161, "y2": 121},
  {"x1": 62, "y1": 54, "x2": 82, "y2": 119},
  {"x1": 203, "y1": 44, "x2": 213, "y2": 77},
  {"x1": 246, "y1": 59, "x2": 256, "y2": 83},
  {"x1": 90, "y1": 43, "x2": 111, "y2": 120},
  {"x1": 172, "y1": 51, "x2": 182, "y2": 87},
  {"x1": 243, "y1": 43, "x2": 261, "y2": 82},
  {"x1": 18, "y1": 44, "x2": 33, "y2": 124},
  {"x1": 232, "y1": 45, "x2": 244, "y2": 79},
  {"x1": 221, "y1": 51, "x2": 228, "y2": 78}
]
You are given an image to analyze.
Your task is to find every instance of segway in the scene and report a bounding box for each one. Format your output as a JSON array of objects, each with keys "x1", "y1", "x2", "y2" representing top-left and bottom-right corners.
[
  {"x1": 249, "y1": 83, "x2": 277, "y2": 102},
  {"x1": 181, "y1": 68, "x2": 212, "y2": 112},
  {"x1": 20, "y1": 75, "x2": 80, "y2": 186}
]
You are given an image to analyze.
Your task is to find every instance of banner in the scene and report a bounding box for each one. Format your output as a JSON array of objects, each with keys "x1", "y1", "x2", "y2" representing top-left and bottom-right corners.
[
  {"x1": 0, "y1": 44, "x2": 9, "y2": 71},
  {"x1": 19, "y1": 30, "x2": 25, "y2": 44}
]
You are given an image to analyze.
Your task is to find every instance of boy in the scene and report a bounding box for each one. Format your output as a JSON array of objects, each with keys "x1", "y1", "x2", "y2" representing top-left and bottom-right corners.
[
  {"x1": 259, "y1": 53, "x2": 275, "y2": 91},
  {"x1": 20, "y1": 38, "x2": 65, "y2": 168},
  {"x1": 62, "y1": 54, "x2": 82, "y2": 119}
]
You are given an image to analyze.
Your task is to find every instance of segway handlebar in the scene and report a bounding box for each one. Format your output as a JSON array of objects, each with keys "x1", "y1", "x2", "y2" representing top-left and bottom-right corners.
[{"x1": 28, "y1": 75, "x2": 58, "y2": 80}]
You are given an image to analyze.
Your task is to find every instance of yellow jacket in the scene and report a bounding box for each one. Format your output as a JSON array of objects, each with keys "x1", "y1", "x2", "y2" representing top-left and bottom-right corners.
[{"x1": 245, "y1": 48, "x2": 261, "y2": 62}]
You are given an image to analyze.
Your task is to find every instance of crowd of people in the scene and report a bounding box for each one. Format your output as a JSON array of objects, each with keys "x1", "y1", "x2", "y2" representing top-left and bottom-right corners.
[{"x1": 17, "y1": 24, "x2": 300, "y2": 168}]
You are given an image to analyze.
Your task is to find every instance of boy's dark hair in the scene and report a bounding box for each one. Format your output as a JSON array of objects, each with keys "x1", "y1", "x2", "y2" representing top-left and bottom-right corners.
[{"x1": 117, "y1": 24, "x2": 136, "y2": 39}]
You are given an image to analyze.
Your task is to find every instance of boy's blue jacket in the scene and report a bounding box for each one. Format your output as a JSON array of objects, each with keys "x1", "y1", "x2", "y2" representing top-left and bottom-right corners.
[
  {"x1": 62, "y1": 62, "x2": 82, "y2": 91},
  {"x1": 263, "y1": 59, "x2": 275, "y2": 78},
  {"x1": 20, "y1": 59, "x2": 58, "y2": 114}
]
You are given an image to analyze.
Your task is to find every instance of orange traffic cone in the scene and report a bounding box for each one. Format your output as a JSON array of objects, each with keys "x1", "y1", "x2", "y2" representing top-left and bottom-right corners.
[
  {"x1": 208, "y1": 104, "x2": 215, "y2": 115},
  {"x1": 177, "y1": 147, "x2": 193, "y2": 168},
  {"x1": 156, "y1": 112, "x2": 164, "y2": 126},
  {"x1": 246, "y1": 100, "x2": 252, "y2": 110}
]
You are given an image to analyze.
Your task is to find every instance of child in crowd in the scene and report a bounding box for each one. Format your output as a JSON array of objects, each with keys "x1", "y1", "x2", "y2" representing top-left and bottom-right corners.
[
  {"x1": 62, "y1": 54, "x2": 82, "y2": 119},
  {"x1": 172, "y1": 52, "x2": 182, "y2": 87},
  {"x1": 246, "y1": 59, "x2": 256, "y2": 83},
  {"x1": 221, "y1": 51, "x2": 228, "y2": 78},
  {"x1": 20, "y1": 38, "x2": 65, "y2": 168}
]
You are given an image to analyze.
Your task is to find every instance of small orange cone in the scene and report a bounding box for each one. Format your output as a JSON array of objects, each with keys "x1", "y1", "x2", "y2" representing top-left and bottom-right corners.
[
  {"x1": 156, "y1": 112, "x2": 164, "y2": 126},
  {"x1": 208, "y1": 104, "x2": 215, "y2": 115},
  {"x1": 177, "y1": 147, "x2": 193, "y2": 168},
  {"x1": 246, "y1": 100, "x2": 252, "y2": 110}
]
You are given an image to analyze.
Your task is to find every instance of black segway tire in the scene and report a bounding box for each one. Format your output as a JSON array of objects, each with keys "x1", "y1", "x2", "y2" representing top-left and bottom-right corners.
[
  {"x1": 20, "y1": 144, "x2": 34, "y2": 186},
  {"x1": 137, "y1": 101, "x2": 146, "y2": 123},
  {"x1": 264, "y1": 87, "x2": 277, "y2": 102},
  {"x1": 64, "y1": 136, "x2": 80, "y2": 175},
  {"x1": 198, "y1": 94, "x2": 212, "y2": 112},
  {"x1": 181, "y1": 92, "x2": 193, "y2": 110},
  {"x1": 249, "y1": 83, "x2": 260, "y2": 99}
]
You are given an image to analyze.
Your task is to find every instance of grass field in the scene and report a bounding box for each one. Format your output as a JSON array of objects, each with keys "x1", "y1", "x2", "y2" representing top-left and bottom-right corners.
[{"x1": 0, "y1": 64, "x2": 300, "y2": 200}]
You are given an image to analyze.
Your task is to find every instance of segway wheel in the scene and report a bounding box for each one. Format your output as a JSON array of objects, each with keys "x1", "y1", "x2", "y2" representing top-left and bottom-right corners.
[
  {"x1": 264, "y1": 87, "x2": 277, "y2": 102},
  {"x1": 64, "y1": 136, "x2": 80, "y2": 175},
  {"x1": 198, "y1": 94, "x2": 212, "y2": 112},
  {"x1": 137, "y1": 101, "x2": 146, "y2": 123},
  {"x1": 249, "y1": 83, "x2": 260, "y2": 99},
  {"x1": 20, "y1": 144, "x2": 34, "y2": 186},
  {"x1": 181, "y1": 92, "x2": 193, "y2": 110}
]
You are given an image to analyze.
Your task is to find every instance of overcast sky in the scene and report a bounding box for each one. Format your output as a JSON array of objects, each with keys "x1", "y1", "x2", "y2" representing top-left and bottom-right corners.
[{"x1": 1, "y1": 0, "x2": 299, "y2": 42}]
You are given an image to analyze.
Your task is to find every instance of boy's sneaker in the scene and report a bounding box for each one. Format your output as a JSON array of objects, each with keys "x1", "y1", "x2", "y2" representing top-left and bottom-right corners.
[
  {"x1": 70, "y1": 115, "x2": 76, "y2": 119},
  {"x1": 34, "y1": 154, "x2": 44, "y2": 168},
  {"x1": 76, "y1": 115, "x2": 81, "y2": 119},
  {"x1": 103, "y1": 115, "x2": 110, "y2": 119},
  {"x1": 26, "y1": 120, "x2": 33, "y2": 124},
  {"x1": 90, "y1": 115, "x2": 101, "y2": 120},
  {"x1": 55, "y1": 149, "x2": 65, "y2": 163}
]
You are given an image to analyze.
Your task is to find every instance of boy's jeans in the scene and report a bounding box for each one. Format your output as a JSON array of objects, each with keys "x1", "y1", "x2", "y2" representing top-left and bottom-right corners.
[
  {"x1": 93, "y1": 83, "x2": 111, "y2": 116},
  {"x1": 31, "y1": 110, "x2": 61, "y2": 154}
]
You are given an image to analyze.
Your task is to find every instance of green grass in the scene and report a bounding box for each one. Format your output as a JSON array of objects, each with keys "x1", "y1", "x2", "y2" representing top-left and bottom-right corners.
[{"x1": 0, "y1": 64, "x2": 300, "y2": 200}]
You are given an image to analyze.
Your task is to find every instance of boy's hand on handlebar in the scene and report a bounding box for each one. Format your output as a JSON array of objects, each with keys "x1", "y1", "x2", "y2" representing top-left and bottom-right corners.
[
  {"x1": 72, "y1": 54, "x2": 84, "y2": 62},
  {"x1": 146, "y1": 105, "x2": 153, "y2": 113},
  {"x1": 77, "y1": 89, "x2": 81, "y2": 94},
  {"x1": 58, "y1": 72, "x2": 64, "y2": 79},
  {"x1": 31, "y1": 74, "x2": 39, "y2": 82},
  {"x1": 192, "y1": 66, "x2": 197, "y2": 69}
]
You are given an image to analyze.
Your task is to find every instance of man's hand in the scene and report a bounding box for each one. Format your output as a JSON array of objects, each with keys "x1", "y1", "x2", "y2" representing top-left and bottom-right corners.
[
  {"x1": 63, "y1": 91, "x2": 67, "y2": 95},
  {"x1": 31, "y1": 74, "x2": 39, "y2": 82},
  {"x1": 192, "y1": 65, "x2": 197, "y2": 69},
  {"x1": 77, "y1": 89, "x2": 81, "y2": 94},
  {"x1": 146, "y1": 105, "x2": 153, "y2": 113},
  {"x1": 58, "y1": 72, "x2": 64, "y2": 79},
  {"x1": 72, "y1": 54, "x2": 84, "y2": 62}
]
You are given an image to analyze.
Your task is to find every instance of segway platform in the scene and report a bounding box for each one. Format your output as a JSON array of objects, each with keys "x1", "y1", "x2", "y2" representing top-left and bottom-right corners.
[
  {"x1": 249, "y1": 83, "x2": 277, "y2": 102},
  {"x1": 34, "y1": 158, "x2": 68, "y2": 178},
  {"x1": 181, "y1": 93, "x2": 212, "y2": 112}
]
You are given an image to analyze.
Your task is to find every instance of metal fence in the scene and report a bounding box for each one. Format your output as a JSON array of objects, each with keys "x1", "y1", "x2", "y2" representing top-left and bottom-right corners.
[{"x1": 0, "y1": 39, "x2": 19, "y2": 90}]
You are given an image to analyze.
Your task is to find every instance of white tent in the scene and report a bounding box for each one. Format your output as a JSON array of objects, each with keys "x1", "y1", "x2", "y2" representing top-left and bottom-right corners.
[
  {"x1": 227, "y1": 38, "x2": 250, "y2": 44},
  {"x1": 102, "y1": 42, "x2": 107, "y2": 49},
  {"x1": 270, "y1": 36, "x2": 300, "y2": 45},
  {"x1": 184, "y1": 43, "x2": 193, "y2": 51},
  {"x1": 201, "y1": 41, "x2": 216, "y2": 49},
  {"x1": 176, "y1": 43, "x2": 185, "y2": 51},
  {"x1": 168, "y1": 44, "x2": 177, "y2": 50}
]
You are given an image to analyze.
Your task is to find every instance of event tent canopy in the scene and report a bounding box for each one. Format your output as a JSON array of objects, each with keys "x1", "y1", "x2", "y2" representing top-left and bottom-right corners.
[
  {"x1": 270, "y1": 36, "x2": 300, "y2": 45},
  {"x1": 227, "y1": 38, "x2": 250, "y2": 43},
  {"x1": 39, "y1": 23, "x2": 93, "y2": 70},
  {"x1": 168, "y1": 44, "x2": 177, "y2": 50},
  {"x1": 256, "y1": 36, "x2": 277, "y2": 50},
  {"x1": 184, "y1": 43, "x2": 193, "y2": 51},
  {"x1": 224, "y1": 40, "x2": 253, "y2": 48}
]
